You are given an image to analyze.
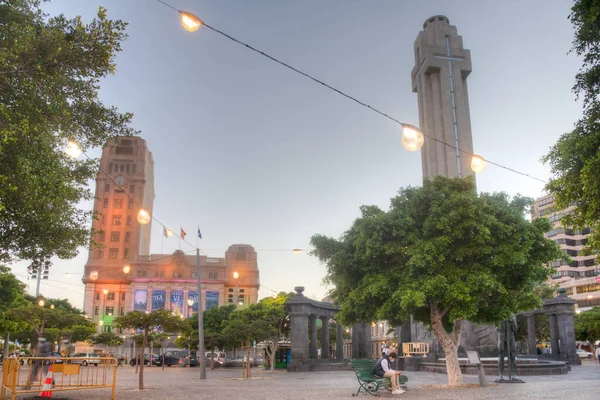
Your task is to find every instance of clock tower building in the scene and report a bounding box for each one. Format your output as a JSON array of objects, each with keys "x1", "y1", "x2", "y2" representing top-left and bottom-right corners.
[{"x1": 82, "y1": 137, "x2": 155, "y2": 329}]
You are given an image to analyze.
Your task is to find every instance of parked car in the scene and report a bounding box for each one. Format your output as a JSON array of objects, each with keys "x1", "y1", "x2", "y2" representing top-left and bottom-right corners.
[
  {"x1": 577, "y1": 349, "x2": 593, "y2": 359},
  {"x1": 68, "y1": 353, "x2": 100, "y2": 366},
  {"x1": 44, "y1": 352, "x2": 65, "y2": 365},
  {"x1": 161, "y1": 351, "x2": 187, "y2": 367},
  {"x1": 130, "y1": 353, "x2": 162, "y2": 367}
]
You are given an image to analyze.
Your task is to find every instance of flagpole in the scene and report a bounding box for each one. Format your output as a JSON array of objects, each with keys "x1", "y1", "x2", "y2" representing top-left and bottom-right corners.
[{"x1": 196, "y1": 246, "x2": 206, "y2": 380}]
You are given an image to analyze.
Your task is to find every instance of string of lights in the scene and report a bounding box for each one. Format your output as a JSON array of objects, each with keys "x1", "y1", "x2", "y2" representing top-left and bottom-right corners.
[{"x1": 154, "y1": 0, "x2": 547, "y2": 184}]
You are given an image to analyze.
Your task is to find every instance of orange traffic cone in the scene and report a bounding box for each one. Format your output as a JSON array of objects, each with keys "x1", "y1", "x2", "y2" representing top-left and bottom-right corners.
[{"x1": 39, "y1": 364, "x2": 53, "y2": 397}]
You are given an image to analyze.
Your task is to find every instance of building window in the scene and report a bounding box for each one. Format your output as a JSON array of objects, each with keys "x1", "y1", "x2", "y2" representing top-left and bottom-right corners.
[
  {"x1": 108, "y1": 163, "x2": 113, "y2": 173},
  {"x1": 120, "y1": 307, "x2": 125, "y2": 316},
  {"x1": 127, "y1": 216, "x2": 132, "y2": 226},
  {"x1": 132, "y1": 164, "x2": 136, "y2": 173},
  {"x1": 191, "y1": 272, "x2": 197, "y2": 278},
  {"x1": 236, "y1": 246, "x2": 247, "y2": 261},
  {"x1": 155, "y1": 270, "x2": 165, "y2": 278},
  {"x1": 137, "y1": 270, "x2": 147, "y2": 277},
  {"x1": 129, "y1": 185, "x2": 135, "y2": 194},
  {"x1": 105, "y1": 306, "x2": 114, "y2": 316},
  {"x1": 94, "y1": 306, "x2": 99, "y2": 315},
  {"x1": 98, "y1": 249, "x2": 104, "y2": 258},
  {"x1": 103, "y1": 198, "x2": 109, "y2": 208},
  {"x1": 126, "y1": 164, "x2": 131, "y2": 174},
  {"x1": 173, "y1": 271, "x2": 182, "y2": 279},
  {"x1": 109, "y1": 248, "x2": 118, "y2": 259},
  {"x1": 120, "y1": 164, "x2": 125, "y2": 172},
  {"x1": 105, "y1": 183, "x2": 110, "y2": 192},
  {"x1": 106, "y1": 292, "x2": 115, "y2": 301},
  {"x1": 129, "y1": 199, "x2": 134, "y2": 209},
  {"x1": 96, "y1": 292, "x2": 100, "y2": 300},
  {"x1": 110, "y1": 232, "x2": 120, "y2": 242},
  {"x1": 125, "y1": 232, "x2": 131, "y2": 243},
  {"x1": 121, "y1": 292, "x2": 126, "y2": 301},
  {"x1": 209, "y1": 271, "x2": 218, "y2": 280},
  {"x1": 228, "y1": 288, "x2": 233, "y2": 293},
  {"x1": 102, "y1": 214, "x2": 107, "y2": 225},
  {"x1": 228, "y1": 299, "x2": 233, "y2": 303},
  {"x1": 239, "y1": 289, "x2": 245, "y2": 293},
  {"x1": 99, "y1": 231, "x2": 105, "y2": 242},
  {"x1": 123, "y1": 248, "x2": 129, "y2": 259},
  {"x1": 114, "y1": 199, "x2": 122, "y2": 209},
  {"x1": 112, "y1": 215, "x2": 121, "y2": 225}
]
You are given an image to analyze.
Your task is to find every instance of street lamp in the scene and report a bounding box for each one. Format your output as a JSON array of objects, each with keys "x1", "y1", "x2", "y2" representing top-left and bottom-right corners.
[
  {"x1": 471, "y1": 155, "x2": 487, "y2": 173},
  {"x1": 179, "y1": 11, "x2": 202, "y2": 32},
  {"x1": 137, "y1": 209, "x2": 151, "y2": 224},
  {"x1": 101, "y1": 289, "x2": 109, "y2": 332},
  {"x1": 38, "y1": 299, "x2": 45, "y2": 307},
  {"x1": 233, "y1": 272, "x2": 239, "y2": 305},
  {"x1": 401, "y1": 124, "x2": 424, "y2": 152},
  {"x1": 65, "y1": 140, "x2": 82, "y2": 158},
  {"x1": 293, "y1": 249, "x2": 302, "y2": 254},
  {"x1": 123, "y1": 265, "x2": 131, "y2": 274},
  {"x1": 89, "y1": 271, "x2": 99, "y2": 281}
]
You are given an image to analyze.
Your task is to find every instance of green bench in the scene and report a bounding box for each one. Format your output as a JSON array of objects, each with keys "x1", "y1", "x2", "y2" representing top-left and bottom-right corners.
[{"x1": 351, "y1": 359, "x2": 408, "y2": 396}]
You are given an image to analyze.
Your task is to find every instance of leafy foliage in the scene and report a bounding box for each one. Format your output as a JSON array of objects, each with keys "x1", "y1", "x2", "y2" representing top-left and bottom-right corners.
[
  {"x1": 114, "y1": 309, "x2": 186, "y2": 390},
  {"x1": 311, "y1": 177, "x2": 562, "y2": 384},
  {"x1": 543, "y1": 0, "x2": 600, "y2": 251},
  {"x1": 574, "y1": 306, "x2": 600, "y2": 342},
  {"x1": 90, "y1": 332, "x2": 124, "y2": 347},
  {"x1": 0, "y1": 0, "x2": 135, "y2": 266}
]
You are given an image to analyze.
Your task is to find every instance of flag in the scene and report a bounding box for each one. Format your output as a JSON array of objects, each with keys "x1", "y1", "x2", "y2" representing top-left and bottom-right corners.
[
  {"x1": 180, "y1": 227, "x2": 187, "y2": 239},
  {"x1": 197, "y1": 227, "x2": 202, "y2": 239}
]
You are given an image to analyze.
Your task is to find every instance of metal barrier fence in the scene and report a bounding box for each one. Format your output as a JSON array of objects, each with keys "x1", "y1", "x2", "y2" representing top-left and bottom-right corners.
[
  {"x1": 1, "y1": 356, "x2": 117, "y2": 400},
  {"x1": 402, "y1": 342, "x2": 430, "y2": 356}
]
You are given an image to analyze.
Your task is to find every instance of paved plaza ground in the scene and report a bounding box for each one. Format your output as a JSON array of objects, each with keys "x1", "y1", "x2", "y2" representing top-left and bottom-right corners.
[{"x1": 11, "y1": 359, "x2": 600, "y2": 399}]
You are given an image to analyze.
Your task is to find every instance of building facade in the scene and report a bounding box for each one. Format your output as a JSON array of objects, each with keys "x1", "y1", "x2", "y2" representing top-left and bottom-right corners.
[
  {"x1": 82, "y1": 137, "x2": 260, "y2": 332},
  {"x1": 533, "y1": 194, "x2": 600, "y2": 310}
]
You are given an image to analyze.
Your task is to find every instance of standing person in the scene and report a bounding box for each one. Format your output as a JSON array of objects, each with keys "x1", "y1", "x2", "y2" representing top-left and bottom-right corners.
[
  {"x1": 595, "y1": 346, "x2": 600, "y2": 364},
  {"x1": 30, "y1": 336, "x2": 51, "y2": 384},
  {"x1": 373, "y1": 352, "x2": 404, "y2": 395}
]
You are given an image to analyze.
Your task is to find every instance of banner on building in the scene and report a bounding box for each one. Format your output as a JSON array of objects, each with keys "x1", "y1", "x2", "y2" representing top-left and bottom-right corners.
[
  {"x1": 152, "y1": 289, "x2": 166, "y2": 311},
  {"x1": 170, "y1": 290, "x2": 184, "y2": 315},
  {"x1": 134, "y1": 289, "x2": 148, "y2": 312},
  {"x1": 205, "y1": 291, "x2": 219, "y2": 310},
  {"x1": 187, "y1": 291, "x2": 198, "y2": 317}
]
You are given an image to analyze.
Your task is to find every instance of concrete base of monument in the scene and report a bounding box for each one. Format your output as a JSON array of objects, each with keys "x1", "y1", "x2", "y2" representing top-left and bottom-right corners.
[
  {"x1": 419, "y1": 358, "x2": 570, "y2": 376},
  {"x1": 495, "y1": 378, "x2": 526, "y2": 383}
]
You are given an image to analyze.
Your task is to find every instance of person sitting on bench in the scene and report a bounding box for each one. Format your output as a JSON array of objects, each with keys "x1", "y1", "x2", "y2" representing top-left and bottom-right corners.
[{"x1": 373, "y1": 352, "x2": 404, "y2": 395}]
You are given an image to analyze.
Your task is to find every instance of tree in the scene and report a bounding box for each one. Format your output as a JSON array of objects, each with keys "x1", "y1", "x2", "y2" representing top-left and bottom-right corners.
[
  {"x1": 0, "y1": 0, "x2": 135, "y2": 267},
  {"x1": 311, "y1": 177, "x2": 562, "y2": 385},
  {"x1": 574, "y1": 307, "x2": 600, "y2": 342},
  {"x1": 543, "y1": 0, "x2": 600, "y2": 251},
  {"x1": 0, "y1": 266, "x2": 27, "y2": 359},
  {"x1": 90, "y1": 332, "x2": 124, "y2": 353},
  {"x1": 203, "y1": 304, "x2": 235, "y2": 369},
  {"x1": 114, "y1": 309, "x2": 185, "y2": 390}
]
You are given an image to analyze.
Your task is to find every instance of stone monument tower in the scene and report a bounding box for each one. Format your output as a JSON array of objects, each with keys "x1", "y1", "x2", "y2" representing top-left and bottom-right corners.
[{"x1": 411, "y1": 15, "x2": 475, "y2": 180}]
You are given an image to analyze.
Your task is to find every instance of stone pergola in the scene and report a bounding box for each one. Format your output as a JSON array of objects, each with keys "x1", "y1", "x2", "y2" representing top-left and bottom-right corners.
[
  {"x1": 522, "y1": 289, "x2": 580, "y2": 365},
  {"x1": 285, "y1": 286, "x2": 344, "y2": 371}
]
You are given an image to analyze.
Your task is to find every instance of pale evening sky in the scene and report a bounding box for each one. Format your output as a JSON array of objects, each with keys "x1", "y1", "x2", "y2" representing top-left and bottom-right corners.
[{"x1": 13, "y1": 0, "x2": 581, "y2": 309}]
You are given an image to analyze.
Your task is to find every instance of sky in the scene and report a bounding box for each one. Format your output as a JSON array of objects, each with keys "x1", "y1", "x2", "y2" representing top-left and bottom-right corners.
[{"x1": 12, "y1": 0, "x2": 582, "y2": 309}]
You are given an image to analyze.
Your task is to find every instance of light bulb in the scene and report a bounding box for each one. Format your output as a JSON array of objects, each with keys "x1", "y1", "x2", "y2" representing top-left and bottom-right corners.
[
  {"x1": 38, "y1": 300, "x2": 45, "y2": 307},
  {"x1": 123, "y1": 265, "x2": 131, "y2": 274},
  {"x1": 89, "y1": 271, "x2": 99, "y2": 281},
  {"x1": 137, "y1": 209, "x2": 151, "y2": 224},
  {"x1": 165, "y1": 228, "x2": 174, "y2": 238},
  {"x1": 471, "y1": 155, "x2": 487, "y2": 173},
  {"x1": 293, "y1": 249, "x2": 301, "y2": 254},
  {"x1": 65, "y1": 141, "x2": 82, "y2": 158},
  {"x1": 180, "y1": 11, "x2": 202, "y2": 32},
  {"x1": 103, "y1": 289, "x2": 109, "y2": 295},
  {"x1": 233, "y1": 272, "x2": 239, "y2": 279},
  {"x1": 401, "y1": 125, "x2": 424, "y2": 152}
]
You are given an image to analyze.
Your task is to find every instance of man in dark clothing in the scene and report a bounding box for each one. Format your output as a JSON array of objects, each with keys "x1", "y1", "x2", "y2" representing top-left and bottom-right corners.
[{"x1": 374, "y1": 352, "x2": 404, "y2": 395}]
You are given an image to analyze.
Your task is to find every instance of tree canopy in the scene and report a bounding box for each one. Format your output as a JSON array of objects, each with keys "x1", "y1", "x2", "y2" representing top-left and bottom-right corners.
[
  {"x1": 0, "y1": 0, "x2": 135, "y2": 266},
  {"x1": 311, "y1": 176, "x2": 562, "y2": 385},
  {"x1": 574, "y1": 306, "x2": 600, "y2": 343},
  {"x1": 543, "y1": 0, "x2": 600, "y2": 250}
]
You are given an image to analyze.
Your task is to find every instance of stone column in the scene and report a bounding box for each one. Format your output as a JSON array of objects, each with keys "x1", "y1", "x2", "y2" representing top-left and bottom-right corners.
[
  {"x1": 289, "y1": 313, "x2": 309, "y2": 370},
  {"x1": 336, "y1": 323, "x2": 344, "y2": 360},
  {"x1": 320, "y1": 317, "x2": 330, "y2": 359},
  {"x1": 351, "y1": 324, "x2": 360, "y2": 359},
  {"x1": 309, "y1": 315, "x2": 318, "y2": 359},
  {"x1": 548, "y1": 314, "x2": 559, "y2": 357},
  {"x1": 526, "y1": 314, "x2": 537, "y2": 355}
]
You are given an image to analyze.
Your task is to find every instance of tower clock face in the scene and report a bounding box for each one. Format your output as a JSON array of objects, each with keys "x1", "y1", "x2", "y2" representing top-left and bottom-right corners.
[{"x1": 115, "y1": 175, "x2": 126, "y2": 186}]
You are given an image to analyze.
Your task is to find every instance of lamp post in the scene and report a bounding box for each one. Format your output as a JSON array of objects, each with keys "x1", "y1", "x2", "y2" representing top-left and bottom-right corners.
[
  {"x1": 102, "y1": 288, "x2": 109, "y2": 333},
  {"x1": 196, "y1": 248, "x2": 206, "y2": 379},
  {"x1": 233, "y1": 272, "x2": 239, "y2": 305}
]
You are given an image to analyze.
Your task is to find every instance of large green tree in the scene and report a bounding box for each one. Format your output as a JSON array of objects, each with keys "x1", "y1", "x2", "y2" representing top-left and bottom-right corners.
[
  {"x1": 0, "y1": 0, "x2": 135, "y2": 266},
  {"x1": 311, "y1": 177, "x2": 562, "y2": 385},
  {"x1": 0, "y1": 266, "x2": 27, "y2": 359},
  {"x1": 114, "y1": 309, "x2": 185, "y2": 390},
  {"x1": 543, "y1": 0, "x2": 600, "y2": 250},
  {"x1": 574, "y1": 306, "x2": 600, "y2": 342}
]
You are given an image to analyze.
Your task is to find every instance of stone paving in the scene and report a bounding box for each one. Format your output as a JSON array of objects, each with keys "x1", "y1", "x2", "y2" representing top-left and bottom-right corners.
[{"x1": 15, "y1": 359, "x2": 600, "y2": 399}]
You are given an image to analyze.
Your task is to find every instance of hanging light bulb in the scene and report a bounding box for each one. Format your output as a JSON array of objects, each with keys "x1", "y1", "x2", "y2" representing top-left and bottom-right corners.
[
  {"x1": 38, "y1": 299, "x2": 45, "y2": 307},
  {"x1": 65, "y1": 141, "x2": 82, "y2": 158},
  {"x1": 89, "y1": 271, "x2": 99, "y2": 281},
  {"x1": 272, "y1": 293, "x2": 278, "y2": 299},
  {"x1": 103, "y1": 288, "x2": 109, "y2": 295},
  {"x1": 401, "y1": 124, "x2": 424, "y2": 152},
  {"x1": 292, "y1": 249, "x2": 302, "y2": 254},
  {"x1": 471, "y1": 155, "x2": 487, "y2": 173},
  {"x1": 123, "y1": 265, "x2": 131, "y2": 274},
  {"x1": 137, "y1": 209, "x2": 151, "y2": 225},
  {"x1": 179, "y1": 11, "x2": 202, "y2": 32},
  {"x1": 233, "y1": 272, "x2": 239, "y2": 279}
]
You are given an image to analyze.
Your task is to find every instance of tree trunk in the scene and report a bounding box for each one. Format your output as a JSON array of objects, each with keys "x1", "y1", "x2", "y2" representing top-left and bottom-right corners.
[
  {"x1": 246, "y1": 339, "x2": 251, "y2": 379},
  {"x1": 430, "y1": 303, "x2": 463, "y2": 386},
  {"x1": 210, "y1": 348, "x2": 214, "y2": 370},
  {"x1": 270, "y1": 341, "x2": 278, "y2": 372},
  {"x1": 139, "y1": 329, "x2": 148, "y2": 390}
]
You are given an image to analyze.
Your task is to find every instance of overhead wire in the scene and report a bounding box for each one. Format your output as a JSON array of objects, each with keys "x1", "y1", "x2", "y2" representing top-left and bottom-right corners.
[{"x1": 155, "y1": 0, "x2": 547, "y2": 184}]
